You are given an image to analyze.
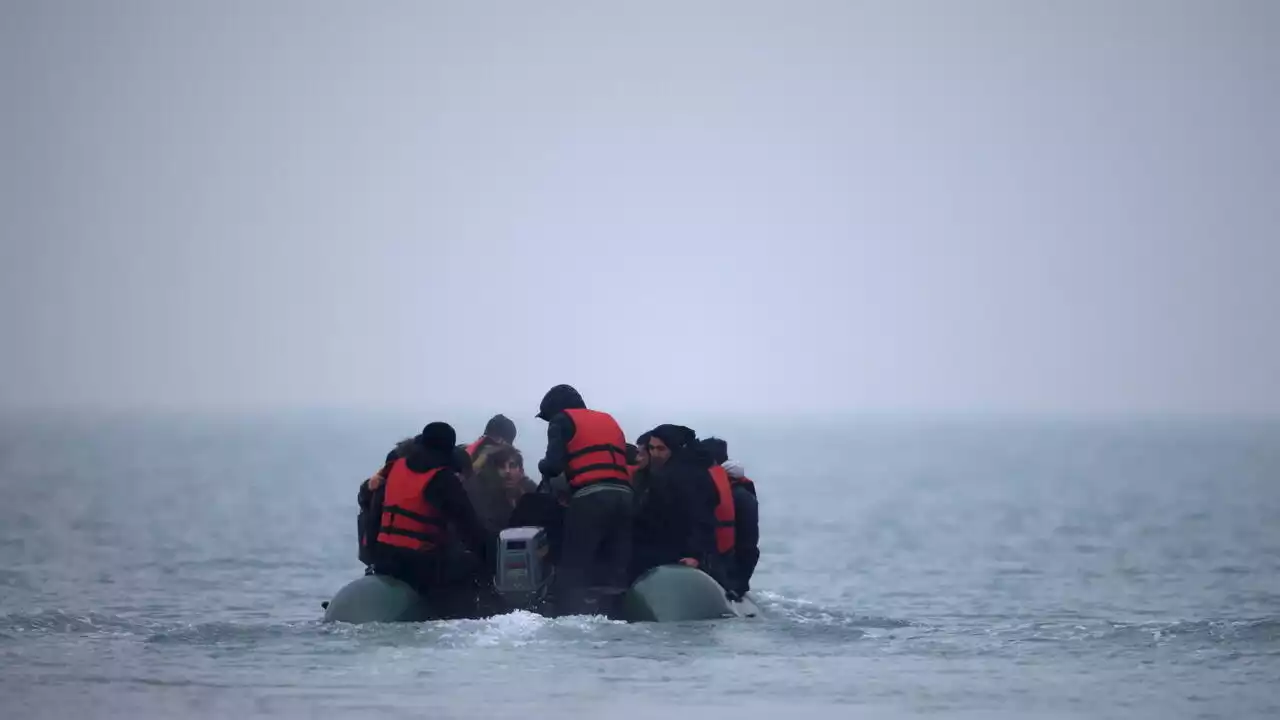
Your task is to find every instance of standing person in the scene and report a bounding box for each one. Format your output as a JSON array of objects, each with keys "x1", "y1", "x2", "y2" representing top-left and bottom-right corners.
[{"x1": 535, "y1": 384, "x2": 634, "y2": 614}]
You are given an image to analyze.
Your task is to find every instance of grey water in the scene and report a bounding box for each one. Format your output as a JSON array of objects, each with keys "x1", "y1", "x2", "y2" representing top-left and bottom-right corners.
[{"x1": 1, "y1": 412, "x2": 1277, "y2": 719}]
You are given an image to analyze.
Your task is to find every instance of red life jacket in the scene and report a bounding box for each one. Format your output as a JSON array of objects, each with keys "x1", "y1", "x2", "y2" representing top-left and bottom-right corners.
[
  {"x1": 465, "y1": 436, "x2": 497, "y2": 460},
  {"x1": 710, "y1": 464, "x2": 736, "y2": 554},
  {"x1": 376, "y1": 459, "x2": 447, "y2": 552},
  {"x1": 563, "y1": 408, "x2": 631, "y2": 490}
]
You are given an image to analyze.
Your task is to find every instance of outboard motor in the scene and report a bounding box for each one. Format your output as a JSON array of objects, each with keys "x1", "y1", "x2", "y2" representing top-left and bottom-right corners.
[{"x1": 493, "y1": 526, "x2": 553, "y2": 610}]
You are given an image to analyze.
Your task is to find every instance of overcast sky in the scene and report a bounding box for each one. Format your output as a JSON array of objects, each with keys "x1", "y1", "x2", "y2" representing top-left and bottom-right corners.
[{"x1": 1, "y1": 1, "x2": 1277, "y2": 416}]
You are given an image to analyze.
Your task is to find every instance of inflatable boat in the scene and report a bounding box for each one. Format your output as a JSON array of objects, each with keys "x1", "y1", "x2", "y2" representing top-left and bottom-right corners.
[{"x1": 322, "y1": 526, "x2": 759, "y2": 623}]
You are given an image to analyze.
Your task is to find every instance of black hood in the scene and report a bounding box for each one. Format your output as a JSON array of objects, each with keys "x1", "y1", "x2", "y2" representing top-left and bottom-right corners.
[
  {"x1": 648, "y1": 424, "x2": 697, "y2": 452},
  {"x1": 681, "y1": 438, "x2": 715, "y2": 468},
  {"x1": 701, "y1": 437, "x2": 728, "y2": 465},
  {"x1": 536, "y1": 384, "x2": 585, "y2": 420}
]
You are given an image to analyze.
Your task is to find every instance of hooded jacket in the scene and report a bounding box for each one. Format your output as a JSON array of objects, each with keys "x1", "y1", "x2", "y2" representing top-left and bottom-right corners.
[
  {"x1": 534, "y1": 384, "x2": 586, "y2": 481},
  {"x1": 630, "y1": 426, "x2": 718, "y2": 572},
  {"x1": 464, "y1": 448, "x2": 538, "y2": 533},
  {"x1": 363, "y1": 426, "x2": 492, "y2": 560}
]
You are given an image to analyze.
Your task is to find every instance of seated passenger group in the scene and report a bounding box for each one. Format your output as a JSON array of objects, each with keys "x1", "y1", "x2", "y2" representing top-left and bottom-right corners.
[{"x1": 356, "y1": 384, "x2": 762, "y2": 613}]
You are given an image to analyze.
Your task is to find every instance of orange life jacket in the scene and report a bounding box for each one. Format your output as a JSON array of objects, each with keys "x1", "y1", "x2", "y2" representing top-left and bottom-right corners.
[
  {"x1": 376, "y1": 459, "x2": 447, "y2": 552},
  {"x1": 465, "y1": 436, "x2": 495, "y2": 460},
  {"x1": 710, "y1": 464, "x2": 736, "y2": 554},
  {"x1": 563, "y1": 408, "x2": 631, "y2": 490}
]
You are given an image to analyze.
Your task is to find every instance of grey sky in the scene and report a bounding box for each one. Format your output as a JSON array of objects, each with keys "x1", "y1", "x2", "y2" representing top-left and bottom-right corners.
[{"x1": 2, "y1": 1, "x2": 1277, "y2": 415}]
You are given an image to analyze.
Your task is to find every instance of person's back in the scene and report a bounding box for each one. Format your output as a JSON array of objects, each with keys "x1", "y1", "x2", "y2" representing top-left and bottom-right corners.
[
  {"x1": 371, "y1": 422, "x2": 495, "y2": 610},
  {"x1": 535, "y1": 384, "x2": 635, "y2": 614},
  {"x1": 357, "y1": 437, "x2": 416, "y2": 569}
]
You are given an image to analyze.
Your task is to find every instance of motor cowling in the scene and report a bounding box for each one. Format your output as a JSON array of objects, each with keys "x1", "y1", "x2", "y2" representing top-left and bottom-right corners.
[{"x1": 493, "y1": 526, "x2": 553, "y2": 609}]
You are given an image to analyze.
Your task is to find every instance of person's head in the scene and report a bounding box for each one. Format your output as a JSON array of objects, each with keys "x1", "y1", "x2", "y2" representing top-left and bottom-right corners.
[
  {"x1": 646, "y1": 424, "x2": 697, "y2": 472},
  {"x1": 645, "y1": 434, "x2": 671, "y2": 469},
  {"x1": 701, "y1": 437, "x2": 729, "y2": 466},
  {"x1": 535, "y1": 384, "x2": 586, "y2": 421},
  {"x1": 635, "y1": 432, "x2": 652, "y2": 469},
  {"x1": 415, "y1": 422, "x2": 457, "y2": 452},
  {"x1": 488, "y1": 446, "x2": 526, "y2": 487},
  {"x1": 483, "y1": 414, "x2": 517, "y2": 445},
  {"x1": 407, "y1": 422, "x2": 460, "y2": 470}
]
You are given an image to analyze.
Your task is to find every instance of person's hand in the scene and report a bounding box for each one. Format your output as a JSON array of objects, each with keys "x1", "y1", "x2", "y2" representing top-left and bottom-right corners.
[
  {"x1": 368, "y1": 473, "x2": 384, "y2": 490},
  {"x1": 678, "y1": 557, "x2": 699, "y2": 568}
]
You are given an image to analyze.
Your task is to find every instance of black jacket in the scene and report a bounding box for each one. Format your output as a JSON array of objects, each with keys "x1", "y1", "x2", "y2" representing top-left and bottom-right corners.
[
  {"x1": 537, "y1": 411, "x2": 577, "y2": 480},
  {"x1": 730, "y1": 483, "x2": 760, "y2": 593},
  {"x1": 631, "y1": 447, "x2": 718, "y2": 571},
  {"x1": 535, "y1": 384, "x2": 587, "y2": 480}
]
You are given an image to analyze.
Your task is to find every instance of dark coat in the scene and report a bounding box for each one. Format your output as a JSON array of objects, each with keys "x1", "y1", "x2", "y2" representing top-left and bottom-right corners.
[{"x1": 629, "y1": 444, "x2": 719, "y2": 577}]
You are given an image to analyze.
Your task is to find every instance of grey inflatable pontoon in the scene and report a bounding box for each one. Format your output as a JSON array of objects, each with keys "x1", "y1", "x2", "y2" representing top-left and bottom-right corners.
[{"x1": 323, "y1": 526, "x2": 758, "y2": 624}]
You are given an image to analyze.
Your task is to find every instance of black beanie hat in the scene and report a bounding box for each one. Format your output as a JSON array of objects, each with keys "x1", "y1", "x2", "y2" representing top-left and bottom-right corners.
[
  {"x1": 484, "y1": 414, "x2": 517, "y2": 443},
  {"x1": 416, "y1": 422, "x2": 457, "y2": 452}
]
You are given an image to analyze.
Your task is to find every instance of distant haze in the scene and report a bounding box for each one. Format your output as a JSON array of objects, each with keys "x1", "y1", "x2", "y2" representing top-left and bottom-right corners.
[{"x1": 2, "y1": 1, "x2": 1278, "y2": 416}]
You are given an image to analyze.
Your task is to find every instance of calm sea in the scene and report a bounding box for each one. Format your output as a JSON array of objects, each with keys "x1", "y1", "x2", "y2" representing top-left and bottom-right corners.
[{"x1": 1, "y1": 412, "x2": 1277, "y2": 719}]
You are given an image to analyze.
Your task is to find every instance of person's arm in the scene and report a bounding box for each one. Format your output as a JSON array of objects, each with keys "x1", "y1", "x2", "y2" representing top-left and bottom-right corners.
[
  {"x1": 423, "y1": 469, "x2": 493, "y2": 558},
  {"x1": 358, "y1": 478, "x2": 372, "y2": 509},
  {"x1": 536, "y1": 413, "x2": 576, "y2": 479}
]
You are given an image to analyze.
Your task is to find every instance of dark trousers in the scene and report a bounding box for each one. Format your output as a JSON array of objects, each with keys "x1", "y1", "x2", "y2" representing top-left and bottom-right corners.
[{"x1": 555, "y1": 486, "x2": 633, "y2": 614}]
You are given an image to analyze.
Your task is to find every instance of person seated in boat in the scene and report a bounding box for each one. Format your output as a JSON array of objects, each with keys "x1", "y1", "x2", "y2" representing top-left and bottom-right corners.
[
  {"x1": 629, "y1": 432, "x2": 653, "y2": 495},
  {"x1": 462, "y1": 414, "x2": 518, "y2": 469},
  {"x1": 464, "y1": 445, "x2": 537, "y2": 534},
  {"x1": 629, "y1": 425, "x2": 720, "y2": 585},
  {"x1": 369, "y1": 422, "x2": 495, "y2": 606},
  {"x1": 535, "y1": 383, "x2": 634, "y2": 614},
  {"x1": 626, "y1": 443, "x2": 641, "y2": 477},
  {"x1": 357, "y1": 436, "x2": 416, "y2": 569},
  {"x1": 702, "y1": 437, "x2": 759, "y2": 598},
  {"x1": 635, "y1": 433, "x2": 651, "y2": 470}
]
